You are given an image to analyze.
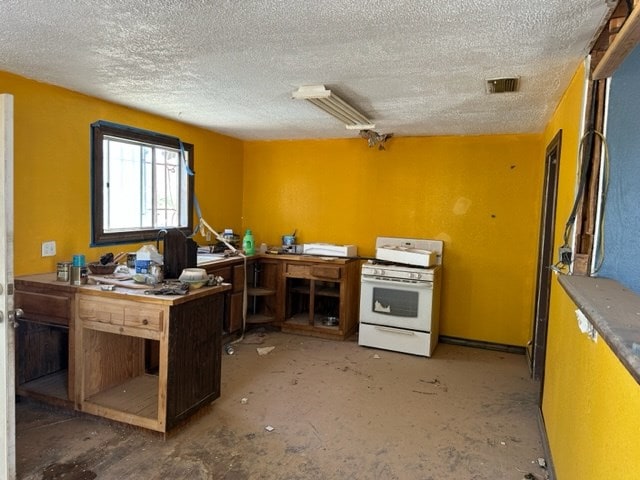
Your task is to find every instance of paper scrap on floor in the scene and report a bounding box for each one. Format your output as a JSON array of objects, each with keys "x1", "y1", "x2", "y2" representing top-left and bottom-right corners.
[{"x1": 257, "y1": 346, "x2": 275, "y2": 355}]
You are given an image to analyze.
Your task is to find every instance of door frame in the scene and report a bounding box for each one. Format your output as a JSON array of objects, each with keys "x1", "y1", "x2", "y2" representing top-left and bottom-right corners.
[
  {"x1": 529, "y1": 129, "x2": 562, "y2": 382},
  {"x1": 0, "y1": 93, "x2": 16, "y2": 478}
]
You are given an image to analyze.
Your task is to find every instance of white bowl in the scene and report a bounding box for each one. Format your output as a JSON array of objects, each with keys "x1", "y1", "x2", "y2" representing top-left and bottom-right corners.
[
  {"x1": 181, "y1": 279, "x2": 207, "y2": 289},
  {"x1": 179, "y1": 268, "x2": 208, "y2": 282}
]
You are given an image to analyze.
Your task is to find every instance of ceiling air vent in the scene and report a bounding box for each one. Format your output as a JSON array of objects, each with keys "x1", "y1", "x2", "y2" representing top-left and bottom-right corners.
[{"x1": 486, "y1": 77, "x2": 520, "y2": 94}]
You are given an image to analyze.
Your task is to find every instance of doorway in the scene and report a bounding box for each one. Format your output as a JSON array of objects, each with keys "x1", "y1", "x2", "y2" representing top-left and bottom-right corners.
[{"x1": 528, "y1": 130, "x2": 562, "y2": 381}]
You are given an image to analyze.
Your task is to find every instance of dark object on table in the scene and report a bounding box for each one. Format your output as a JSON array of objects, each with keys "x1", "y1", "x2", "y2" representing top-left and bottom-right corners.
[
  {"x1": 87, "y1": 262, "x2": 117, "y2": 274},
  {"x1": 163, "y1": 229, "x2": 197, "y2": 279},
  {"x1": 99, "y1": 252, "x2": 114, "y2": 265},
  {"x1": 145, "y1": 285, "x2": 190, "y2": 295}
]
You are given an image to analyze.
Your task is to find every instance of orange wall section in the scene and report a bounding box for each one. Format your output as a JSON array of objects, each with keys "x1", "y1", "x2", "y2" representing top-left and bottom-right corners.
[
  {"x1": 0, "y1": 70, "x2": 244, "y2": 276},
  {"x1": 542, "y1": 63, "x2": 640, "y2": 478},
  {"x1": 243, "y1": 134, "x2": 544, "y2": 346}
]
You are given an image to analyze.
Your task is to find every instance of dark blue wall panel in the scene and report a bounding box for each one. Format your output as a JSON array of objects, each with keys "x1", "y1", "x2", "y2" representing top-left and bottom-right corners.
[{"x1": 599, "y1": 45, "x2": 640, "y2": 294}]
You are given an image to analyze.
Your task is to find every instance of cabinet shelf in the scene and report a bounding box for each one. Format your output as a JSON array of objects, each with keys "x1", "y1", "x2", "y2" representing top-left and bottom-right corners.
[
  {"x1": 316, "y1": 287, "x2": 340, "y2": 298},
  {"x1": 246, "y1": 313, "x2": 277, "y2": 324},
  {"x1": 247, "y1": 287, "x2": 276, "y2": 297},
  {"x1": 291, "y1": 285, "x2": 340, "y2": 298},
  {"x1": 84, "y1": 374, "x2": 159, "y2": 422},
  {"x1": 284, "y1": 312, "x2": 312, "y2": 326},
  {"x1": 17, "y1": 370, "x2": 70, "y2": 407}
]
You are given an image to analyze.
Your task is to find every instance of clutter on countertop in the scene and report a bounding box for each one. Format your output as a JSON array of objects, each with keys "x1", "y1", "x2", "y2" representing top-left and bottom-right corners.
[{"x1": 135, "y1": 244, "x2": 163, "y2": 273}]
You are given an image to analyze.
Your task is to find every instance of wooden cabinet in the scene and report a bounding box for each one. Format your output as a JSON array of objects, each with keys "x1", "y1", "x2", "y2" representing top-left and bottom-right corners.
[
  {"x1": 281, "y1": 257, "x2": 360, "y2": 340},
  {"x1": 75, "y1": 284, "x2": 229, "y2": 433},
  {"x1": 246, "y1": 257, "x2": 283, "y2": 325},
  {"x1": 201, "y1": 254, "x2": 361, "y2": 340},
  {"x1": 14, "y1": 274, "x2": 76, "y2": 407},
  {"x1": 203, "y1": 258, "x2": 245, "y2": 334}
]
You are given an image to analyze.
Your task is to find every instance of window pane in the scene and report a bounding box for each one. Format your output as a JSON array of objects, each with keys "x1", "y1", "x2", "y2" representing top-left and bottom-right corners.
[
  {"x1": 155, "y1": 147, "x2": 181, "y2": 228},
  {"x1": 104, "y1": 139, "x2": 144, "y2": 230}
]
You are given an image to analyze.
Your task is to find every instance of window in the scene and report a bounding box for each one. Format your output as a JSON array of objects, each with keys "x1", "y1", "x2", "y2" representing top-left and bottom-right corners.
[{"x1": 91, "y1": 121, "x2": 194, "y2": 245}]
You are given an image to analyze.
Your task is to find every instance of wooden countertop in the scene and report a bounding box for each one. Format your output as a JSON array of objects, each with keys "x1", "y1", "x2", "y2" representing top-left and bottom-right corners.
[
  {"x1": 198, "y1": 252, "x2": 362, "y2": 267},
  {"x1": 77, "y1": 282, "x2": 231, "y2": 306},
  {"x1": 16, "y1": 272, "x2": 231, "y2": 306},
  {"x1": 15, "y1": 273, "x2": 76, "y2": 292}
]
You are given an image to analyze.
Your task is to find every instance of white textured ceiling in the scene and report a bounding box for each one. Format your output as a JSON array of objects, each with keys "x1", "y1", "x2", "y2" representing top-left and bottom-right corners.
[{"x1": 0, "y1": 1, "x2": 612, "y2": 140}]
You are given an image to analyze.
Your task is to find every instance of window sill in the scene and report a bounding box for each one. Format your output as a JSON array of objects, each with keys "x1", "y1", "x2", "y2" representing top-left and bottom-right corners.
[{"x1": 559, "y1": 275, "x2": 640, "y2": 385}]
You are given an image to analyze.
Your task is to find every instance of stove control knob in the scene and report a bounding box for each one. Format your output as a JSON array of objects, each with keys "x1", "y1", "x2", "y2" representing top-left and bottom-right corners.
[
  {"x1": 410, "y1": 272, "x2": 421, "y2": 280},
  {"x1": 375, "y1": 269, "x2": 384, "y2": 276}
]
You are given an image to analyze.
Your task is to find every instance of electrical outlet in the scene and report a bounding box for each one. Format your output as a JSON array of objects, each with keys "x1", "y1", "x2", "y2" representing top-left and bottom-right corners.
[
  {"x1": 559, "y1": 245, "x2": 572, "y2": 265},
  {"x1": 41, "y1": 240, "x2": 56, "y2": 257}
]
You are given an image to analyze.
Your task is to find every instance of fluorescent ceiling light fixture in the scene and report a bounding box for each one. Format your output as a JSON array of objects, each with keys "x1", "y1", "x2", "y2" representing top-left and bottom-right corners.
[{"x1": 292, "y1": 85, "x2": 374, "y2": 130}]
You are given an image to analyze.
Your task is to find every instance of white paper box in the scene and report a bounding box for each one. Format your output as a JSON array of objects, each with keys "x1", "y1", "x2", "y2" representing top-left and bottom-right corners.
[
  {"x1": 302, "y1": 243, "x2": 357, "y2": 257},
  {"x1": 376, "y1": 247, "x2": 436, "y2": 267}
]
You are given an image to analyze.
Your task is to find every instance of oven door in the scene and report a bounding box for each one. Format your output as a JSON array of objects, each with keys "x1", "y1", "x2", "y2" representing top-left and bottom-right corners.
[{"x1": 359, "y1": 276, "x2": 433, "y2": 331}]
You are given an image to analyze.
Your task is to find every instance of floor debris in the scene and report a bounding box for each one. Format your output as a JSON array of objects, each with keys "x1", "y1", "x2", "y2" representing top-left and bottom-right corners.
[{"x1": 257, "y1": 346, "x2": 275, "y2": 355}]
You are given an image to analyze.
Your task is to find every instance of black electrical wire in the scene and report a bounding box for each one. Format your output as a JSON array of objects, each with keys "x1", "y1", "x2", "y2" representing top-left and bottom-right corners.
[{"x1": 562, "y1": 81, "x2": 600, "y2": 248}]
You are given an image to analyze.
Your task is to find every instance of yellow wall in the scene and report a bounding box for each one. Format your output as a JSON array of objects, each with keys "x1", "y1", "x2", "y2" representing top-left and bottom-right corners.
[
  {"x1": 542, "y1": 64, "x2": 640, "y2": 478},
  {"x1": 0, "y1": 71, "x2": 244, "y2": 276},
  {"x1": 244, "y1": 134, "x2": 544, "y2": 345},
  {"x1": 3, "y1": 66, "x2": 546, "y2": 346}
]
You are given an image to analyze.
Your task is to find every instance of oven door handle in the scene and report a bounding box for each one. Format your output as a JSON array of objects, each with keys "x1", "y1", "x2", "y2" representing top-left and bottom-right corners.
[
  {"x1": 374, "y1": 326, "x2": 416, "y2": 336},
  {"x1": 361, "y1": 276, "x2": 432, "y2": 288}
]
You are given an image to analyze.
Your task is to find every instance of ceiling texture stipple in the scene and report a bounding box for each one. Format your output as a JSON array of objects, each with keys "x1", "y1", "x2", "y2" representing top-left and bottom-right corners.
[{"x1": 0, "y1": 1, "x2": 614, "y2": 140}]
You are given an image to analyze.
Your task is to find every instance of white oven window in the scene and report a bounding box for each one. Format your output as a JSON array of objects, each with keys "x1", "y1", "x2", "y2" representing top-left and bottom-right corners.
[{"x1": 371, "y1": 287, "x2": 419, "y2": 318}]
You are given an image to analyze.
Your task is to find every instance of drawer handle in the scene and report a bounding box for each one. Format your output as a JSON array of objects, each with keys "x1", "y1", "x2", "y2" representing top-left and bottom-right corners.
[
  {"x1": 374, "y1": 326, "x2": 415, "y2": 336},
  {"x1": 142, "y1": 318, "x2": 149, "y2": 325}
]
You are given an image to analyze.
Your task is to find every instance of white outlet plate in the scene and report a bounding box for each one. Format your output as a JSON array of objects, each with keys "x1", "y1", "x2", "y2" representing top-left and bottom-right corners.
[{"x1": 41, "y1": 240, "x2": 56, "y2": 257}]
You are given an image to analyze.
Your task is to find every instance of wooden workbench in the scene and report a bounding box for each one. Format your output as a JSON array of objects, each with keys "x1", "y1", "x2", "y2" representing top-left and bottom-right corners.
[{"x1": 74, "y1": 282, "x2": 230, "y2": 432}]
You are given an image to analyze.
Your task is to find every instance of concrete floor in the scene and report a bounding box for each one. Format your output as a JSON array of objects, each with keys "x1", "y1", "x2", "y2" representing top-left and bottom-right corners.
[{"x1": 16, "y1": 331, "x2": 548, "y2": 479}]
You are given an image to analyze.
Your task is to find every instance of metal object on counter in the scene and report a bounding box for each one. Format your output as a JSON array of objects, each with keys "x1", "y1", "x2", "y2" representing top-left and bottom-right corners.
[
  {"x1": 70, "y1": 265, "x2": 88, "y2": 285},
  {"x1": 149, "y1": 263, "x2": 164, "y2": 283},
  {"x1": 224, "y1": 344, "x2": 235, "y2": 355},
  {"x1": 144, "y1": 285, "x2": 189, "y2": 295},
  {"x1": 56, "y1": 261, "x2": 72, "y2": 282},
  {"x1": 127, "y1": 253, "x2": 136, "y2": 268}
]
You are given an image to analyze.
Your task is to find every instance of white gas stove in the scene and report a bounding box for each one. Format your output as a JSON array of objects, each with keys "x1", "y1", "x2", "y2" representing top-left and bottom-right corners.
[{"x1": 359, "y1": 237, "x2": 443, "y2": 357}]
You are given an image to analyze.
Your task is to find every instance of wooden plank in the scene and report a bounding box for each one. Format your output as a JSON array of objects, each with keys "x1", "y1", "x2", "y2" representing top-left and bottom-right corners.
[
  {"x1": 16, "y1": 322, "x2": 68, "y2": 384},
  {"x1": 82, "y1": 329, "x2": 145, "y2": 398},
  {"x1": 165, "y1": 294, "x2": 220, "y2": 430},
  {"x1": 17, "y1": 370, "x2": 68, "y2": 401},
  {"x1": 85, "y1": 375, "x2": 158, "y2": 418},
  {"x1": 593, "y1": 6, "x2": 640, "y2": 79}
]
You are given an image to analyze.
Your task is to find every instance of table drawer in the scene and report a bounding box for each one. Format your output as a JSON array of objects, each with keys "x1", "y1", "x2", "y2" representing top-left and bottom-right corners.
[
  {"x1": 310, "y1": 265, "x2": 341, "y2": 280},
  {"x1": 285, "y1": 263, "x2": 342, "y2": 280},
  {"x1": 15, "y1": 290, "x2": 71, "y2": 326},
  {"x1": 78, "y1": 297, "x2": 164, "y2": 333},
  {"x1": 124, "y1": 306, "x2": 164, "y2": 332},
  {"x1": 78, "y1": 298, "x2": 124, "y2": 326}
]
